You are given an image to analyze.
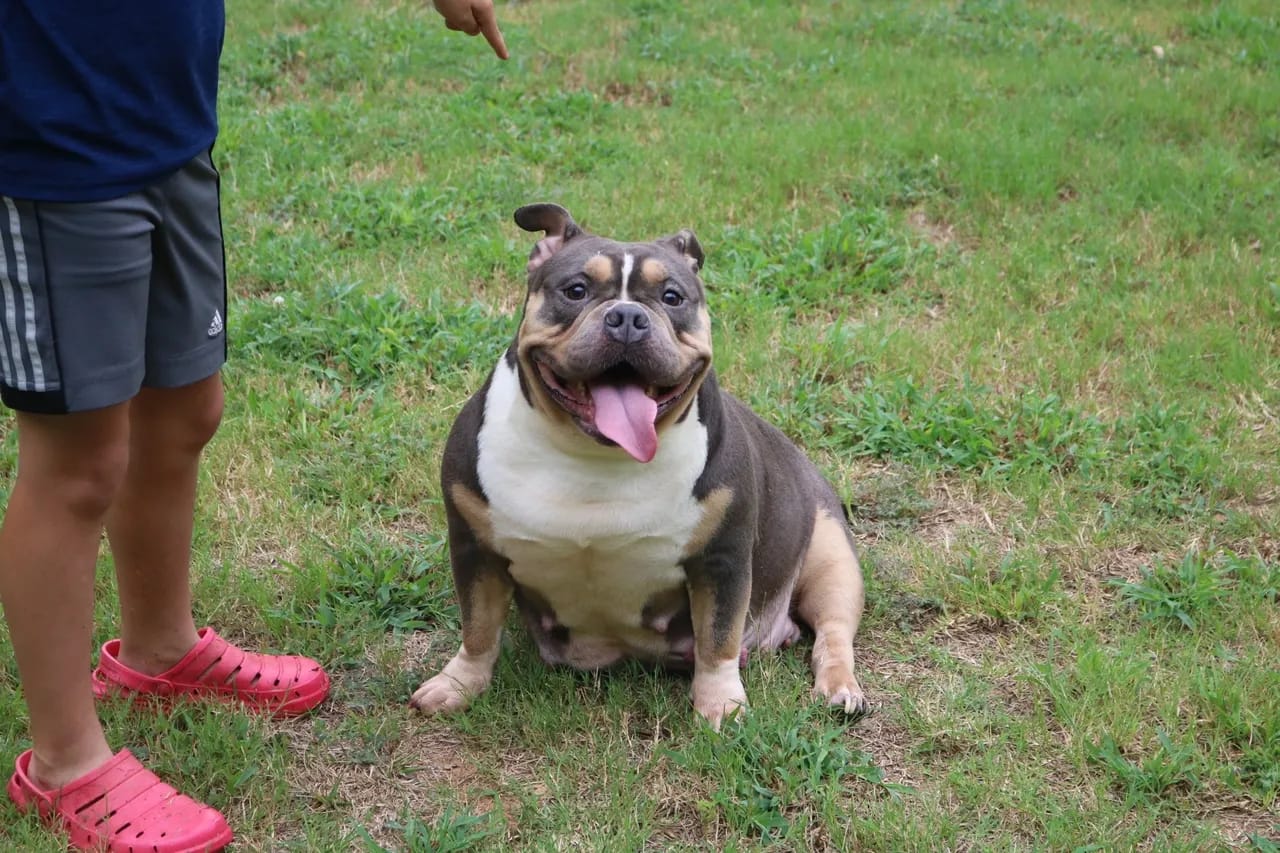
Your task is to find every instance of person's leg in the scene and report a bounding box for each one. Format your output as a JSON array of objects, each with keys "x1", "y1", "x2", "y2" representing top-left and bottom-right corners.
[
  {"x1": 0, "y1": 192, "x2": 152, "y2": 790},
  {"x1": 0, "y1": 174, "x2": 236, "y2": 851},
  {"x1": 107, "y1": 373, "x2": 223, "y2": 675},
  {"x1": 85, "y1": 152, "x2": 325, "y2": 717},
  {"x1": 0, "y1": 406, "x2": 131, "y2": 789}
]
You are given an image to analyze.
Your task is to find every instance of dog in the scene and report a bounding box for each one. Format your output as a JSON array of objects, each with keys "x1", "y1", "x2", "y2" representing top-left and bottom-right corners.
[{"x1": 410, "y1": 203, "x2": 867, "y2": 727}]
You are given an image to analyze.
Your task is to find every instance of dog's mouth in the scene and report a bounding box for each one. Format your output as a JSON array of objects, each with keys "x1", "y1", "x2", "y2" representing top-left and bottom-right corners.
[{"x1": 534, "y1": 360, "x2": 698, "y2": 462}]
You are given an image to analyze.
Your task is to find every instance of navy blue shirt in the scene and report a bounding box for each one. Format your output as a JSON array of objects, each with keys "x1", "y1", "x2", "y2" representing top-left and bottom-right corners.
[{"x1": 0, "y1": 1, "x2": 225, "y2": 202}]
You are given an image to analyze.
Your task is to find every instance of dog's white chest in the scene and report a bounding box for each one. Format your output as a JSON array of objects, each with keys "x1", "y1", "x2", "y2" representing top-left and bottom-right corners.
[{"x1": 476, "y1": 359, "x2": 709, "y2": 632}]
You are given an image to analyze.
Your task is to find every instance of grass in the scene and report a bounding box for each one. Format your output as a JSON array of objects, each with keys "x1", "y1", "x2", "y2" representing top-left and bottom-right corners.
[{"x1": 2, "y1": 0, "x2": 1279, "y2": 848}]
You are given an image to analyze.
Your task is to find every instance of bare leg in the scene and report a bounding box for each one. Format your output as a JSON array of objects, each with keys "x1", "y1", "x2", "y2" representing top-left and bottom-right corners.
[
  {"x1": 106, "y1": 374, "x2": 223, "y2": 675},
  {"x1": 0, "y1": 405, "x2": 131, "y2": 788}
]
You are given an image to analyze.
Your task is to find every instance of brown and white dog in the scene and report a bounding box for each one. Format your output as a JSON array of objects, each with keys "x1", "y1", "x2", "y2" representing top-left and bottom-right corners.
[{"x1": 411, "y1": 203, "x2": 867, "y2": 727}]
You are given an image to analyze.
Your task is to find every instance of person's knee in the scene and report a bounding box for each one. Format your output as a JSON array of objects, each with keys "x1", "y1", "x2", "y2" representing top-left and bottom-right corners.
[
  {"x1": 66, "y1": 445, "x2": 131, "y2": 517},
  {"x1": 178, "y1": 380, "x2": 224, "y2": 453},
  {"x1": 135, "y1": 376, "x2": 224, "y2": 457},
  {"x1": 43, "y1": 436, "x2": 130, "y2": 521}
]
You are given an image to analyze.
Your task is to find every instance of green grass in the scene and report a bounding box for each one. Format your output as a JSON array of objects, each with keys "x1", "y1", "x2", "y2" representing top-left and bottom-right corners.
[{"x1": 3, "y1": 0, "x2": 1279, "y2": 848}]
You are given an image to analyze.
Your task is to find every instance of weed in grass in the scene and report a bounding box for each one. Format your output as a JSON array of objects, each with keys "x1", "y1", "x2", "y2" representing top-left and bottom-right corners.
[
  {"x1": 378, "y1": 807, "x2": 503, "y2": 853},
  {"x1": 829, "y1": 378, "x2": 1229, "y2": 520},
  {"x1": 237, "y1": 282, "x2": 508, "y2": 388},
  {"x1": 835, "y1": 378, "x2": 1109, "y2": 477},
  {"x1": 280, "y1": 393, "x2": 443, "y2": 519},
  {"x1": 664, "y1": 703, "x2": 909, "y2": 843},
  {"x1": 1024, "y1": 638, "x2": 1155, "y2": 741},
  {"x1": 299, "y1": 532, "x2": 455, "y2": 633},
  {"x1": 1088, "y1": 729, "x2": 1202, "y2": 804},
  {"x1": 844, "y1": 467, "x2": 934, "y2": 535},
  {"x1": 1252, "y1": 833, "x2": 1280, "y2": 853},
  {"x1": 1114, "y1": 404, "x2": 1219, "y2": 518},
  {"x1": 1195, "y1": 663, "x2": 1280, "y2": 804},
  {"x1": 708, "y1": 207, "x2": 918, "y2": 310},
  {"x1": 1110, "y1": 550, "x2": 1240, "y2": 631},
  {"x1": 941, "y1": 550, "x2": 1062, "y2": 625},
  {"x1": 868, "y1": 156, "x2": 956, "y2": 207},
  {"x1": 1185, "y1": 6, "x2": 1280, "y2": 72},
  {"x1": 1266, "y1": 281, "x2": 1280, "y2": 323}
]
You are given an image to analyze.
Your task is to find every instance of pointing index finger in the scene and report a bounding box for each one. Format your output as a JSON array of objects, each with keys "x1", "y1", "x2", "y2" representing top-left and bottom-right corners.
[{"x1": 474, "y1": 4, "x2": 508, "y2": 59}]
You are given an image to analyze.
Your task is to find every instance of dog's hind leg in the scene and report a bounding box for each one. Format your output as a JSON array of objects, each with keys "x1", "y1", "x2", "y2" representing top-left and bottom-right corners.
[{"x1": 794, "y1": 510, "x2": 868, "y2": 715}]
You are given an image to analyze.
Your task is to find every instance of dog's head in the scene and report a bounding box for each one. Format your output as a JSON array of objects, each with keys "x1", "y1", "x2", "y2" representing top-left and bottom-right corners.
[{"x1": 512, "y1": 202, "x2": 712, "y2": 462}]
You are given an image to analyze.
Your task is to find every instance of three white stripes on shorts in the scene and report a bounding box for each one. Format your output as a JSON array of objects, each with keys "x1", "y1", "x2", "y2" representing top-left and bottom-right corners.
[{"x1": 0, "y1": 197, "x2": 47, "y2": 392}]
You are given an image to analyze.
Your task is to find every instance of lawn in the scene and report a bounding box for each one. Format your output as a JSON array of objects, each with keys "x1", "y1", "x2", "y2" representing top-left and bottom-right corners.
[{"x1": 2, "y1": 0, "x2": 1278, "y2": 849}]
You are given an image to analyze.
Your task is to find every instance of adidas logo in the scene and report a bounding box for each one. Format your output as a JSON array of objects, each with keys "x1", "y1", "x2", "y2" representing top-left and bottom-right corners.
[{"x1": 207, "y1": 310, "x2": 224, "y2": 337}]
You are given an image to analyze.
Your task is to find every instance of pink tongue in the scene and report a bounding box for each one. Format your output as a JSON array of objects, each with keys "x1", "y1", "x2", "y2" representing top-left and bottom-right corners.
[{"x1": 590, "y1": 382, "x2": 658, "y2": 462}]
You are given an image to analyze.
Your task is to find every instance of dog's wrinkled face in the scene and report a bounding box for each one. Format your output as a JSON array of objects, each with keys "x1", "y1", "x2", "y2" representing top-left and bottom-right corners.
[{"x1": 513, "y1": 203, "x2": 713, "y2": 462}]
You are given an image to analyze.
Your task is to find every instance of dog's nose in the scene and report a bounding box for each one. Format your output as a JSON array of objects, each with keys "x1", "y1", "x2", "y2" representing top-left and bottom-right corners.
[{"x1": 604, "y1": 303, "x2": 651, "y2": 344}]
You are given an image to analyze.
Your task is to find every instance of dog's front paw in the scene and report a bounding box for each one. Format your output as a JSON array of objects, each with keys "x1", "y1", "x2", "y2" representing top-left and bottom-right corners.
[
  {"x1": 410, "y1": 672, "x2": 476, "y2": 714},
  {"x1": 409, "y1": 650, "x2": 494, "y2": 714},
  {"x1": 692, "y1": 662, "x2": 748, "y2": 731},
  {"x1": 813, "y1": 667, "x2": 869, "y2": 716}
]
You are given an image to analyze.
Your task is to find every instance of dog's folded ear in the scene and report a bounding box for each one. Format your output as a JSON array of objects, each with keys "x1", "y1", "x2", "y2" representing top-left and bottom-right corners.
[
  {"x1": 657, "y1": 229, "x2": 704, "y2": 274},
  {"x1": 515, "y1": 203, "x2": 583, "y2": 273}
]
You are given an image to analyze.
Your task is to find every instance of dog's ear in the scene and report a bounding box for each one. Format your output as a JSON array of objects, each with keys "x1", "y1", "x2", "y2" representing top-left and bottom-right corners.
[
  {"x1": 514, "y1": 203, "x2": 583, "y2": 273},
  {"x1": 657, "y1": 229, "x2": 704, "y2": 274}
]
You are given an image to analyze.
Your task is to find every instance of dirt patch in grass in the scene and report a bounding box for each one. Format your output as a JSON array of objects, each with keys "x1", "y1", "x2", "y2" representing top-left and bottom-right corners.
[
  {"x1": 915, "y1": 479, "x2": 1018, "y2": 557},
  {"x1": 633, "y1": 741, "x2": 715, "y2": 848},
  {"x1": 1246, "y1": 529, "x2": 1280, "y2": 565},
  {"x1": 1082, "y1": 543, "x2": 1161, "y2": 587},
  {"x1": 279, "y1": 707, "x2": 532, "y2": 846},
  {"x1": 850, "y1": 691, "x2": 922, "y2": 790},
  {"x1": 397, "y1": 629, "x2": 451, "y2": 677},
  {"x1": 907, "y1": 208, "x2": 959, "y2": 250},
  {"x1": 851, "y1": 470, "x2": 1014, "y2": 553},
  {"x1": 601, "y1": 80, "x2": 673, "y2": 107},
  {"x1": 1210, "y1": 805, "x2": 1279, "y2": 848},
  {"x1": 933, "y1": 617, "x2": 1021, "y2": 666}
]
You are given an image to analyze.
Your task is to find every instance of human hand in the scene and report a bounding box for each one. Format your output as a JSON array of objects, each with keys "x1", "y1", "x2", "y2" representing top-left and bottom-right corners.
[{"x1": 432, "y1": 0, "x2": 508, "y2": 60}]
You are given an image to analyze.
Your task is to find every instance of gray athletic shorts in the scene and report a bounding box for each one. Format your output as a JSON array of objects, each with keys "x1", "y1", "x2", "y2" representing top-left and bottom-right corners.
[{"x1": 0, "y1": 151, "x2": 227, "y2": 414}]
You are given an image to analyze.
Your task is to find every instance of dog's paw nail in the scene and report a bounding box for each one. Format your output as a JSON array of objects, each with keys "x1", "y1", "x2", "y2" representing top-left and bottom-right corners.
[
  {"x1": 694, "y1": 696, "x2": 748, "y2": 731},
  {"x1": 698, "y1": 707, "x2": 742, "y2": 732},
  {"x1": 814, "y1": 683, "x2": 870, "y2": 717},
  {"x1": 410, "y1": 674, "x2": 474, "y2": 715}
]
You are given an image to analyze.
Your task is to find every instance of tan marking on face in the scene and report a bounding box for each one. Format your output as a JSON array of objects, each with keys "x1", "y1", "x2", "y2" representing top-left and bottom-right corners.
[
  {"x1": 584, "y1": 254, "x2": 613, "y2": 284},
  {"x1": 523, "y1": 288, "x2": 545, "y2": 314},
  {"x1": 640, "y1": 258, "x2": 669, "y2": 287},
  {"x1": 658, "y1": 305, "x2": 712, "y2": 425},
  {"x1": 516, "y1": 289, "x2": 578, "y2": 424},
  {"x1": 694, "y1": 305, "x2": 711, "y2": 336},
  {"x1": 449, "y1": 484, "x2": 494, "y2": 550},
  {"x1": 676, "y1": 307, "x2": 713, "y2": 360},
  {"x1": 681, "y1": 486, "x2": 733, "y2": 560},
  {"x1": 517, "y1": 290, "x2": 559, "y2": 352},
  {"x1": 517, "y1": 317, "x2": 566, "y2": 354},
  {"x1": 655, "y1": 316, "x2": 713, "y2": 428}
]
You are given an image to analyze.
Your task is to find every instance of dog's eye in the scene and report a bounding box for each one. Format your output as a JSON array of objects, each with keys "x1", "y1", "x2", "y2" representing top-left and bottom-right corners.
[
  {"x1": 563, "y1": 283, "x2": 588, "y2": 301},
  {"x1": 661, "y1": 288, "x2": 684, "y2": 307}
]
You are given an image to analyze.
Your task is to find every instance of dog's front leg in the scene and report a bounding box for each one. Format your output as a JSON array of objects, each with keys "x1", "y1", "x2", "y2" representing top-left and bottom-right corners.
[
  {"x1": 684, "y1": 546, "x2": 751, "y2": 730},
  {"x1": 411, "y1": 508, "x2": 512, "y2": 714}
]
